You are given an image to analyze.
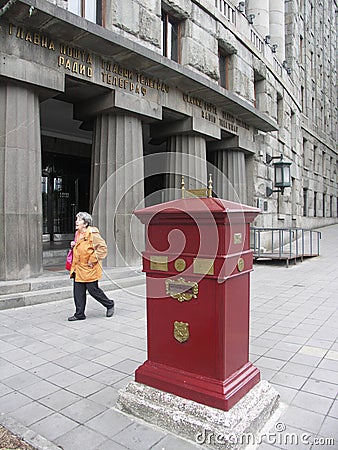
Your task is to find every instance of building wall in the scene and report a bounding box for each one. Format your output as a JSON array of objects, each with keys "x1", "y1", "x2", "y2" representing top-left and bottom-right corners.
[
  {"x1": 0, "y1": 0, "x2": 337, "y2": 279},
  {"x1": 82, "y1": 0, "x2": 337, "y2": 229}
]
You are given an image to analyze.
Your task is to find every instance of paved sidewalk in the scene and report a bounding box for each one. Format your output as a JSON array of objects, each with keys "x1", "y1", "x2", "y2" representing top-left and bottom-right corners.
[{"x1": 0, "y1": 225, "x2": 337, "y2": 450}]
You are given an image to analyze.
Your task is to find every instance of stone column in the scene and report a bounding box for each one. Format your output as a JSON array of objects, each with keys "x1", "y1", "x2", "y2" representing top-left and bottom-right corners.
[
  {"x1": 165, "y1": 135, "x2": 207, "y2": 201},
  {"x1": 91, "y1": 113, "x2": 144, "y2": 267},
  {"x1": 246, "y1": 0, "x2": 270, "y2": 39},
  {"x1": 269, "y1": 0, "x2": 285, "y2": 61},
  {"x1": 212, "y1": 150, "x2": 247, "y2": 204},
  {"x1": 0, "y1": 83, "x2": 43, "y2": 280}
]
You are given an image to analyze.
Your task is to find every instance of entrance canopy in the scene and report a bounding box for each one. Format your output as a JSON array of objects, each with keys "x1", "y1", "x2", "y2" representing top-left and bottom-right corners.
[{"x1": 1, "y1": 0, "x2": 278, "y2": 132}]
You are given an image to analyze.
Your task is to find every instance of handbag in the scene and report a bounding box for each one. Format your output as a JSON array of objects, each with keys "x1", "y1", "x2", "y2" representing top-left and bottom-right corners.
[
  {"x1": 65, "y1": 231, "x2": 78, "y2": 271},
  {"x1": 65, "y1": 248, "x2": 73, "y2": 271}
]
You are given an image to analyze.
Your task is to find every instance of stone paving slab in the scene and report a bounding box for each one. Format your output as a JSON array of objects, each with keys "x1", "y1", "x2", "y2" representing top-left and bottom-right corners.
[{"x1": 0, "y1": 224, "x2": 337, "y2": 449}]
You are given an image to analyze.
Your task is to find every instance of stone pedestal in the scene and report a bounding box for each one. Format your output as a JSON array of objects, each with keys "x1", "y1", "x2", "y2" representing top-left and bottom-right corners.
[
  {"x1": 117, "y1": 381, "x2": 280, "y2": 450},
  {"x1": 0, "y1": 83, "x2": 43, "y2": 281},
  {"x1": 91, "y1": 113, "x2": 144, "y2": 266}
]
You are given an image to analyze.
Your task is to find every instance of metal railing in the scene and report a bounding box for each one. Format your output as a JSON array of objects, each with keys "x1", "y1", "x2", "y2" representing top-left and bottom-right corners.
[
  {"x1": 215, "y1": 0, "x2": 237, "y2": 25},
  {"x1": 251, "y1": 227, "x2": 321, "y2": 267},
  {"x1": 250, "y1": 29, "x2": 265, "y2": 55}
]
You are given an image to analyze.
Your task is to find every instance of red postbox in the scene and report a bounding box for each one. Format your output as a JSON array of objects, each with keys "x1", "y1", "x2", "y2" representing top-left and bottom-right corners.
[{"x1": 134, "y1": 197, "x2": 260, "y2": 411}]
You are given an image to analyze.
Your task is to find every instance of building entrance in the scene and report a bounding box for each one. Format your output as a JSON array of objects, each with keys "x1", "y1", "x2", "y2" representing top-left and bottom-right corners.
[{"x1": 42, "y1": 139, "x2": 91, "y2": 242}]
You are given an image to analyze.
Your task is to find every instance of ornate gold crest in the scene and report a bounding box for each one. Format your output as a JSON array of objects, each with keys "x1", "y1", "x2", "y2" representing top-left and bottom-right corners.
[
  {"x1": 165, "y1": 277, "x2": 198, "y2": 302},
  {"x1": 174, "y1": 321, "x2": 189, "y2": 343}
]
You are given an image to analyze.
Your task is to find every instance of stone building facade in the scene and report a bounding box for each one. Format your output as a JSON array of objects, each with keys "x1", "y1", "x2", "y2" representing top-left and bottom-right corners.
[{"x1": 0, "y1": 0, "x2": 337, "y2": 280}]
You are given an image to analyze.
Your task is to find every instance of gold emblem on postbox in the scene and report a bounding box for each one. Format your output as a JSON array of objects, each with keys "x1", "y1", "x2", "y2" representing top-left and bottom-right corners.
[
  {"x1": 237, "y1": 257, "x2": 245, "y2": 272},
  {"x1": 150, "y1": 255, "x2": 168, "y2": 271},
  {"x1": 165, "y1": 277, "x2": 198, "y2": 302},
  {"x1": 174, "y1": 321, "x2": 189, "y2": 343},
  {"x1": 193, "y1": 258, "x2": 214, "y2": 275},
  {"x1": 174, "y1": 258, "x2": 186, "y2": 272},
  {"x1": 234, "y1": 233, "x2": 242, "y2": 244}
]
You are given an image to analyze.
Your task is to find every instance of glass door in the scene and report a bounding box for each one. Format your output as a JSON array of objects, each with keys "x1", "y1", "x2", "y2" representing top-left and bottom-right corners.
[{"x1": 42, "y1": 152, "x2": 90, "y2": 241}]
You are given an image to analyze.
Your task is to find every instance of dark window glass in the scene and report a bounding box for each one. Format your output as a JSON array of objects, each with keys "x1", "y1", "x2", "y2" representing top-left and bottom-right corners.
[
  {"x1": 303, "y1": 189, "x2": 308, "y2": 216},
  {"x1": 219, "y1": 51, "x2": 229, "y2": 89},
  {"x1": 161, "y1": 10, "x2": 180, "y2": 62},
  {"x1": 68, "y1": 0, "x2": 102, "y2": 25}
]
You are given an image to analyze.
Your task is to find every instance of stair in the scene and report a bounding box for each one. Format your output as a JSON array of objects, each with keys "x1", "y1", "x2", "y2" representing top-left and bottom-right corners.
[
  {"x1": 0, "y1": 267, "x2": 145, "y2": 311},
  {"x1": 43, "y1": 248, "x2": 69, "y2": 267}
]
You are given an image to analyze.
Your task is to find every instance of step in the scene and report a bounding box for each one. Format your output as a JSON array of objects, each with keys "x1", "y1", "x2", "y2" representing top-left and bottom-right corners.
[
  {"x1": 43, "y1": 248, "x2": 69, "y2": 267},
  {"x1": 0, "y1": 269, "x2": 145, "y2": 311}
]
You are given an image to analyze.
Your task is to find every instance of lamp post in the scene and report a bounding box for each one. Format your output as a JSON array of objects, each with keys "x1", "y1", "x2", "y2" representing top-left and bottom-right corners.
[{"x1": 266, "y1": 154, "x2": 291, "y2": 197}]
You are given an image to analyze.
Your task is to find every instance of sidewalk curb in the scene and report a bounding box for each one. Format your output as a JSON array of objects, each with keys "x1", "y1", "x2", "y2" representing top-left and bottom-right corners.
[{"x1": 0, "y1": 414, "x2": 62, "y2": 450}]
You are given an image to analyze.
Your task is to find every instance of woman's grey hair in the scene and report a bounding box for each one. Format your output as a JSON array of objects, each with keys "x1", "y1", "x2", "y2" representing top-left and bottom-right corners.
[{"x1": 76, "y1": 212, "x2": 92, "y2": 227}]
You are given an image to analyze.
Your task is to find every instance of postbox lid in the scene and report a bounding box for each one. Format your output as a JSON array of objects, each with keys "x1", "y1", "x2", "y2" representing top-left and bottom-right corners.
[{"x1": 134, "y1": 197, "x2": 260, "y2": 223}]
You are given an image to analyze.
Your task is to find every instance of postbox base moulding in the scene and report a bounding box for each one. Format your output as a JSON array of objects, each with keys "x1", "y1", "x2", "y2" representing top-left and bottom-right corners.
[{"x1": 135, "y1": 360, "x2": 260, "y2": 411}]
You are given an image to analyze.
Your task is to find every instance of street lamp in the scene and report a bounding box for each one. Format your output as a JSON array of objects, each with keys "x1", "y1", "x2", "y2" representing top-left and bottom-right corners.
[{"x1": 266, "y1": 154, "x2": 291, "y2": 197}]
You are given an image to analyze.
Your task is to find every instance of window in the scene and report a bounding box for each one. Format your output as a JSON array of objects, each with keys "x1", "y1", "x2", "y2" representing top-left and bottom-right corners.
[
  {"x1": 314, "y1": 191, "x2": 317, "y2": 217},
  {"x1": 310, "y1": 2, "x2": 314, "y2": 30},
  {"x1": 303, "y1": 189, "x2": 308, "y2": 216},
  {"x1": 219, "y1": 50, "x2": 230, "y2": 89},
  {"x1": 291, "y1": 110, "x2": 296, "y2": 148},
  {"x1": 303, "y1": 138, "x2": 309, "y2": 168},
  {"x1": 301, "y1": 86, "x2": 304, "y2": 111},
  {"x1": 68, "y1": 0, "x2": 103, "y2": 25},
  {"x1": 299, "y1": 36, "x2": 303, "y2": 64},
  {"x1": 321, "y1": 151, "x2": 327, "y2": 178},
  {"x1": 277, "y1": 93, "x2": 283, "y2": 126},
  {"x1": 161, "y1": 10, "x2": 181, "y2": 62},
  {"x1": 323, "y1": 193, "x2": 326, "y2": 217},
  {"x1": 313, "y1": 145, "x2": 318, "y2": 172},
  {"x1": 254, "y1": 72, "x2": 265, "y2": 110},
  {"x1": 312, "y1": 98, "x2": 315, "y2": 123},
  {"x1": 330, "y1": 196, "x2": 333, "y2": 218}
]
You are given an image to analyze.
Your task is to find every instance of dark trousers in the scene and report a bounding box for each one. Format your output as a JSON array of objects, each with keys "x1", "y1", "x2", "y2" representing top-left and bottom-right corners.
[{"x1": 73, "y1": 280, "x2": 114, "y2": 318}]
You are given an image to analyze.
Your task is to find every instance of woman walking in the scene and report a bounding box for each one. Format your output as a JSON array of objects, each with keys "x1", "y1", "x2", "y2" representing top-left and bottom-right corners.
[{"x1": 68, "y1": 212, "x2": 115, "y2": 321}]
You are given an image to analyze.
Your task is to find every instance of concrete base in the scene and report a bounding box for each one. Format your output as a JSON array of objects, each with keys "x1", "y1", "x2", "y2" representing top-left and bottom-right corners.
[{"x1": 117, "y1": 380, "x2": 280, "y2": 450}]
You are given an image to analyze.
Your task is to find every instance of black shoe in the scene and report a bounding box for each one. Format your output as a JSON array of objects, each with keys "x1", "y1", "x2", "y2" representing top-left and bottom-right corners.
[
  {"x1": 68, "y1": 315, "x2": 86, "y2": 321},
  {"x1": 106, "y1": 306, "x2": 115, "y2": 317}
]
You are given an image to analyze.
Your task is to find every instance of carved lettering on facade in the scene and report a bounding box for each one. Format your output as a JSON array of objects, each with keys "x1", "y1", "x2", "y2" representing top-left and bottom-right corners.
[
  {"x1": 136, "y1": 73, "x2": 169, "y2": 93},
  {"x1": 8, "y1": 23, "x2": 93, "y2": 78},
  {"x1": 101, "y1": 59, "x2": 170, "y2": 96},
  {"x1": 60, "y1": 44, "x2": 92, "y2": 64},
  {"x1": 183, "y1": 93, "x2": 249, "y2": 133},
  {"x1": 9, "y1": 23, "x2": 55, "y2": 51},
  {"x1": 202, "y1": 110, "x2": 216, "y2": 123},
  {"x1": 58, "y1": 44, "x2": 92, "y2": 78},
  {"x1": 58, "y1": 56, "x2": 93, "y2": 78},
  {"x1": 183, "y1": 94, "x2": 217, "y2": 115},
  {"x1": 101, "y1": 72, "x2": 146, "y2": 95},
  {"x1": 5, "y1": 22, "x2": 250, "y2": 131},
  {"x1": 219, "y1": 118, "x2": 238, "y2": 133}
]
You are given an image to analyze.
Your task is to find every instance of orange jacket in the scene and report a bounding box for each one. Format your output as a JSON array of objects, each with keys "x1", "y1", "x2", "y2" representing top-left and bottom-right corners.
[{"x1": 70, "y1": 226, "x2": 107, "y2": 283}]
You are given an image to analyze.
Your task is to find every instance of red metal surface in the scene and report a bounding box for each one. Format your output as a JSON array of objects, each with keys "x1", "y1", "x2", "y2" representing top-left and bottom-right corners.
[{"x1": 134, "y1": 197, "x2": 260, "y2": 411}]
